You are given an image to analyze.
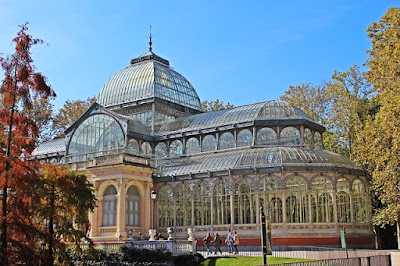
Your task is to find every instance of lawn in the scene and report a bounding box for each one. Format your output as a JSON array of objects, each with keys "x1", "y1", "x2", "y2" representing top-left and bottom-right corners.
[{"x1": 201, "y1": 256, "x2": 315, "y2": 266}]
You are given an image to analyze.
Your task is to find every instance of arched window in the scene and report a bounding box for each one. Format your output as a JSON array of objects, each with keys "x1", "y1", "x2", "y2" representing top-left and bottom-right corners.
[
  {"x1": 202, "y1": 135, "x2": 216, "y2": 152},
  {"x1": 158, "y1": 186, "x2": 174, "y2": 227},
  {"x1": 175, "y1": 184, "x2": 191, "y2": 227},
  {"x1": 103, "y1": 185, "x2": 117, "y2": 226},
  {"x1": 155, "y1": 142, "x2": 168, "y2": 158},
  {"x1": 237, "y1": 129, "x2": 253, "y2": 147},
  {"x1": 213, "y1": 180, "x2": 230, "y2": 225},
  {"x1": 67, "y1": 114, "x2": 125, "y2": 162},
  {"x1": 286, "y1": 176, "x2": 308, "y2": 223},
  {"x1": 256, "y1": 128, "x2": 277, "y2": 145},
  {"x1": 127, "y1": 139, "x2": 140, "y2": 155},
  {"x1": 259, "y1": 176, "x2": 282, "y2": 223},
  {"x1": 141, "y1": 142, "x2": 152, "y2": 157},
  {"x1": 234, "y1": 178, "x2": 256, "y2": 224},
  {"x1": 352, "y1": 179, "x2": 367, "y2": 223},
  {"x1": 170, "y1": 140, "x2": 183, "y2": 157},
  {"x1": 314, "y1": 132, "x2": 323, "y2": 149},
  {"x1": 337, "y1": 178, "x2": 351, "y2": 223},
  {"x1": 186, "y1": 137, "x2": 200, "y2": 155},
  {"x1": 304, "y1": 128, "x2": 312, "y2": 145},
  {"x1": 219, "y1": 132, "x2": 234, "y2": 150},
  {"x1": 280, "y1": 127, "x2": 300, "y2": 145},
  {"x1": 126, "y1": 186, "x2": 140, "y2": 226},
  {"x1": 311, "y1": 177, "x2": 334, "y2": 223},
  {"x1": 193, "y1": 181, "x2": 211, "y2": 225}
]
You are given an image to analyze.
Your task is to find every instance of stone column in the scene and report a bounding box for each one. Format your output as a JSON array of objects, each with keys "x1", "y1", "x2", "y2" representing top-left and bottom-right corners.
[
  {"x1": 256, "y1": 191, "x2": 260, "y2": 229},
  {"x1": 93, "y1": 196, "x2": 102, "y2": 237},
  {"x1": 145, "y1": 182, "x2": 152, "y2": 231},
  {"x1": 116, "y1": 179, "x2": 127, "y2": 238}
]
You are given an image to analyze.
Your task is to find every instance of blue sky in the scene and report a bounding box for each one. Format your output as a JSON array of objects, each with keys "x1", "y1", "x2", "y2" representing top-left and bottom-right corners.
[{"x1": 0, "y1": 1, "x2": 397, "y2": 110}]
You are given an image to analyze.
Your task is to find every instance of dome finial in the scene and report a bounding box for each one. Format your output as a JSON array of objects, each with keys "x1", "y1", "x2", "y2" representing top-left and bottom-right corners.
[{"x1": 149, "y1": 25, "x2": 153, "y2": 52}]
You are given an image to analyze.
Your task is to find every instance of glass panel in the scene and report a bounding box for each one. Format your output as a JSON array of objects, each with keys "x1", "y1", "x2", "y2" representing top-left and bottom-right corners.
[
  {"x1": 352, "y1": 179, "x2": 367, "y2": 223},
  {"x1": 304, "y1": 128, "x2": 312, "y2": 145},
  {"x1": 234, "y1": 178, "x2": 256, "y2": 224},
  {"x1": 256, "y1": 128, "x2": 277, "y2": 145},
  {"x1": 155, "y1": 142, "x2": 168, "y2": 158},
  {"x1": 213, "y1": 180, "x2": 230, "y2": 225},
  {"x1": 237, "y1": 129, "x2": 253, "y2": 147},
  {"x1": 286, "y1": 177, "x2": 308, "y2": 223},
  {"x1": 259, "y1": 176, "x2": 282, "y2": 223},
  {"x1": 337, "y1": 178, "x2": 351, "y2": 223},
  {"x1": 170, "y1": 140, "x2": 183, "y2": 157},
  {"x1": 127, "y1": 139, "x2": 140, "y2": 155},
  {"x1": 218, "y1": 132, "x2": 234, "y2": 150},
  {"x1": 311, "y1": 177, "x2": 334, "y2": 223},
  {"x1": 67, "y1": 114, "x2": 125, "y2": 162},
  {"x1": 141, "y1": 142, "x2": 152, "y2": 157},
  {"x1": 186, "y1": 137, "x2": 200, "y2": 155},
  {"x1": 314, "y1": 132, "x2": 323, "y2": 149},
  {"x1": 280, "y1": 127, "x2": 300, "y2": 145},
  {"x1": 202, "y1": 135, "x2": 216, "y2": 152},
  {"x1": 158, "y1": 186, "x2": 174, "y2": 227},
  {"x1": 175, "y1": 183, "x2": 191, "y2": 226},
  {"x1": 193, "y1": 181, "x2": 211, "y2": 225}
]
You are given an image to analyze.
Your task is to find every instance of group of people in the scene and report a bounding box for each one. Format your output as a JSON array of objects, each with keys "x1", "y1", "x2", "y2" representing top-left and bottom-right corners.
[{"x1": 203, "y1": 230, "x2": 239, "y2": 255}]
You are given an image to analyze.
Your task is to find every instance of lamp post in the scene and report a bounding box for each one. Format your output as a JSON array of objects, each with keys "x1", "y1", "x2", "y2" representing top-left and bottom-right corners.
[{"x1": 151, "y1": 190, "x2": 157, "y2": 229}]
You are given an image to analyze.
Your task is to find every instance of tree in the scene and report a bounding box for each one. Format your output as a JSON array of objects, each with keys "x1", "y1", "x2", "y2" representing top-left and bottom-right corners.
[
  {"x1": 326, "y1": 65, "x2": 372, "y2": 158},
  {"x1": 52, "y1": 96, "x2": 96, "y2": 137},
  {"x1": 24, "y1": 97, "x2": 55, "y2": 142},
  {"x1": 280, "y1": 68, "x2": 373, "y2": 158},
  {"x1": 201, "y1": 99, "x2": 234, "y2": 112},
  {"x1": 37, "y1": 164, "x2": 96, "y2": 265},
  {"x1": 280, "y1": 83, "x2": 329, "y2": 125},
  {"x1": 0, "y1": 23, "x2": 55, "y2": 263},
  {"x1": 354, "y1": 7, "x2": 400, "y2": 247}
]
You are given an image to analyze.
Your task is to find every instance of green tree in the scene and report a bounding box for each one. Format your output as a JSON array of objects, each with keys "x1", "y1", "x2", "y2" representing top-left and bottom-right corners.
[
  {"x1": 53, "y1": 96, "x2": 96, "y2": 137},
  {"x1": 24, "y1": 97, "x2": 55, "y2": 142},
  {"x1": 354, "y1": 7, "x2": 400, "y2": 246},
  {"x1": 280, "y1": 83, "x2": 328, "y2": 125},
  {"x1": 201, "y1": 99, "x2": 234, "y2": 112},
  {"x1": 37, "y1": 164, "x2": 96, "y2": 265}
]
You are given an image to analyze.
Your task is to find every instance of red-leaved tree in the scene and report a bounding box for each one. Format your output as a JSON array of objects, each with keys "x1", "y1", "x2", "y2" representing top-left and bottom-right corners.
[{"x1": 0, "y1": 23, "x2": 55, "y2": 264}]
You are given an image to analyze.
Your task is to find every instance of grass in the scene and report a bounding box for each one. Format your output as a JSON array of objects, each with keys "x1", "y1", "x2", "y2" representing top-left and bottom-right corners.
[{"x1": 201, "y1": 256, "x2": 315, "y2": 266}]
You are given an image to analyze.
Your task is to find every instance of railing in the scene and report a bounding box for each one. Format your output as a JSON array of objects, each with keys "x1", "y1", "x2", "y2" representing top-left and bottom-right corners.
[
  {"x1": 98, "y1": 227, "x2": 117, "y2": 235},
  {"x1": 270, "y1": 255, "x2": 390, "y2": 266},
  {"x1": 197, "y1": 245, "x2": 390, "y2": 260},
  {"x1": 81, "y1": 240, "x2": 196, "y2": 255}
]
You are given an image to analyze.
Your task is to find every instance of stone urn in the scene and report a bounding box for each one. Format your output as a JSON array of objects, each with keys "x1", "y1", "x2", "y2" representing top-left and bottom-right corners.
[
  {"x1": 187, "y1": 227, "x2": 195, "y2": 241},
  {"x1": 167, "y1": 227, "x2": 175, "y2": 241},
  {"x1": 149, "y1": 229, "x2": 157, "y2": 241}
]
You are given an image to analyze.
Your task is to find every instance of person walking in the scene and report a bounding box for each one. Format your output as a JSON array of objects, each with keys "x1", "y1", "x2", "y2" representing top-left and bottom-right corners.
[
  {"x1": 225, "y1": 229, "x2": 234, "y2": 253},
  {"x1": 204, "y1": 232, "x2": 213, "y2": 255},
  {"x1": 214, "y1": 233, "x2": 223, "y2": 255},
  {"x1": 233, "y1": 231, "x2": 239, "y2": 254}
]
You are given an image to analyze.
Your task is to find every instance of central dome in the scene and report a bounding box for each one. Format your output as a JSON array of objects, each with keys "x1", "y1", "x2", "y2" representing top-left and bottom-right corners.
[{"x1": 97, "y1": 51, "x2": 203, "y2": 112}]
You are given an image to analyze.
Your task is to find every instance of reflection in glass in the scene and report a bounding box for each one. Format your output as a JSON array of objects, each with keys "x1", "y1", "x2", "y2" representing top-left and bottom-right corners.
[
  {"x1": 256, "y1": 128, "x2": 277, "y2": 145},
  {"x1": 186, "y1": 138, "x2": 200, "y2": 155},
  {"x1": 237, "y1": 129, "x2": 253, "y2": 147},
  {"x1": 219, "y1": 132, "x2": 234, "y2": 150},
  {"x1": 202, "y1": 135, "x2": 216, "y2": 152}
]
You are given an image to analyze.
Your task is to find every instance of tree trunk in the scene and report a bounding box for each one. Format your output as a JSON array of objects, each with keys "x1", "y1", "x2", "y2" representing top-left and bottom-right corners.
[
  {"x1": 1, "y1": 74, "x2": 17, "y2": 252},
  {"x1": 48, "y1": 184, "x2": 55, "y2": 266},
  {"x1": 397, "y1": 221, "x2": 400, "y2": 250}
]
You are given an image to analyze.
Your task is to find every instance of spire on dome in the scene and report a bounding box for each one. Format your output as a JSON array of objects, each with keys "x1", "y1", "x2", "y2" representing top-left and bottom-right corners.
[{"x1": 149, "y1": 25, "x2": 152, "y2": 52}]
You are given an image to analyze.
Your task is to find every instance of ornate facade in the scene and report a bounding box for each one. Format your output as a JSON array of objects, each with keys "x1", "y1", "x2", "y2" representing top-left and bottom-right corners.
[{"x1": 32, "y1": 47, "x2": 374, "y2": 247}]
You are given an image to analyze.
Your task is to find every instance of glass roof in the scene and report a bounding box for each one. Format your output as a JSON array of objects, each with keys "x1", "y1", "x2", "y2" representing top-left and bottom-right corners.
[
  {"x1": 97, "y1": 51, "x2": 202, "y2": 112},
  {"x1": 32, "y1": 138, "x2": 66, "y2": 157},
  {"x1": 158, "y1": 100, "x2": 314, "y2": 134},
  {"x1": 155, "y1": 147, "x2": 358, "y2": 176}
]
